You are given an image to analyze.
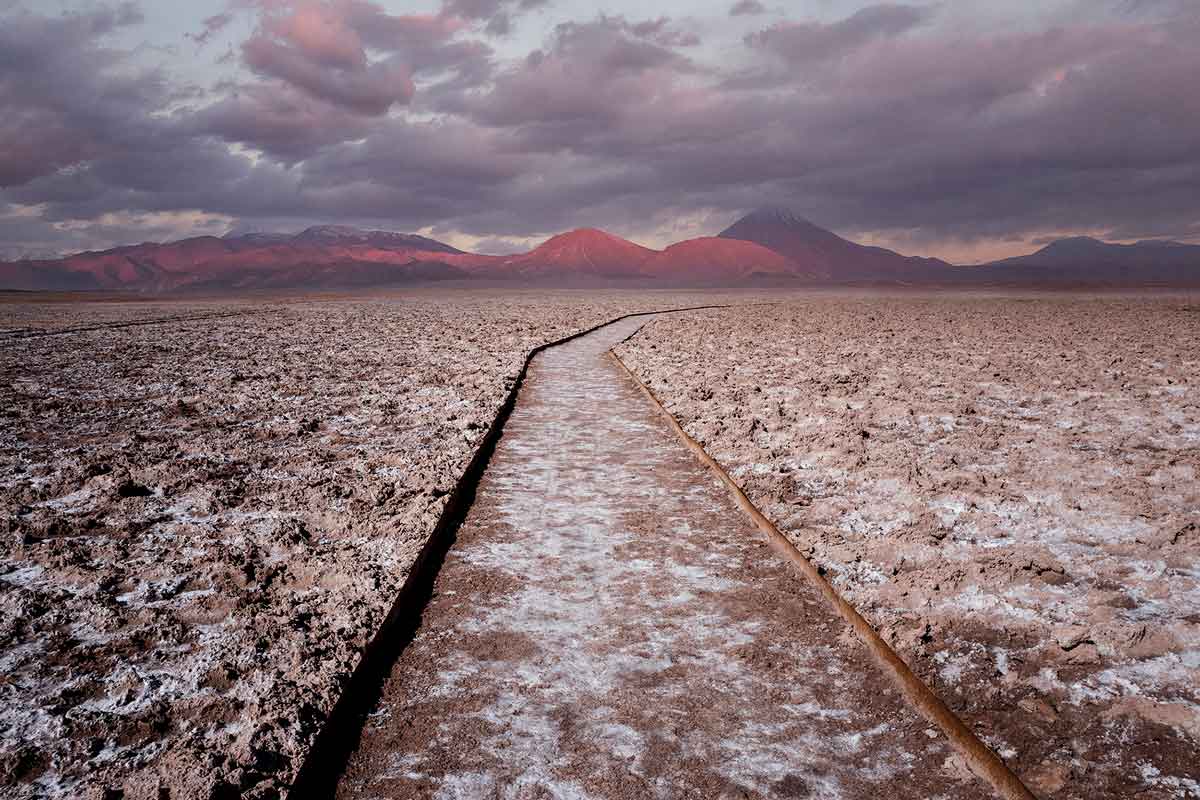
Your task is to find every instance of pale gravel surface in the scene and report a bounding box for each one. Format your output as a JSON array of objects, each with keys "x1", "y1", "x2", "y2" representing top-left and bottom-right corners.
[
  {"x1": 0, "y1": 292, "x2": 744, "y2": 800},
  {"x1": 616, "y1": 295, "x2": 1200, "y2": 799}
]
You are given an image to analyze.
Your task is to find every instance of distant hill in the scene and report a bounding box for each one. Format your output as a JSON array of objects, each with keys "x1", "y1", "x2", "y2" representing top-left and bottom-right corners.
[
  {"x1": 3, "y1": 215, "x2": 1199, "y2": 292},
  {"x1": 989, "y1": 236, "x2": 1200, "y2": 268},
  {"x1": 971, "y1": 237, "x2": 1200, "y2": 284},
  {"x1": 0, "y1": 224, "x2": 822, "y2": 291},
  {"x1": 718, "y1": 207, "x2": 952, "y2": 282},
  {"x1": 0, "y1": 226, "x2": 478, "y2": 292},
  {"x1": 719, "y1": 210, "x2": 1200, "y2": 286},
  {"x1": 646, "y1": 237, "x2": 806, "y2": 281},
  {"x1": 491, "y1": 228, "x2": 657, "y2": 279},
  {"x1": 485, "y1": 229, "x2": 812, "y2": 283},
  {"x1": 289, "y1": 225, "x2": 464, "y2": 254}
]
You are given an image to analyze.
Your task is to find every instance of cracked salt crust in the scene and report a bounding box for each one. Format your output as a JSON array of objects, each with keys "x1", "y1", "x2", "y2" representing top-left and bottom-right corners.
[
  {"x1": 617, "y1": 295, "x2": 1200, "y2": 798},
  {"x1": 342, "y1": 312, "x2": 985, "y2": 800},
  {"x1": 2, "y1": 292, "x2": 762, "y2": 799}
]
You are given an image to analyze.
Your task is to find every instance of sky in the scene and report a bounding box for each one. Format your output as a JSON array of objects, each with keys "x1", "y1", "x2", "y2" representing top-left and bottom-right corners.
[{"x1": 0, "y1": 0, "x2": 1197, "y2": 262}]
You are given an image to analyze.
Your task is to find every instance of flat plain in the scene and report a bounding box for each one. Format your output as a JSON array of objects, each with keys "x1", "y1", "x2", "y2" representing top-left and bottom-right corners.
[
  {"x1": 0, "y1": 291, "x2": 738, "y2": 799},
  {"x1": 2, "y1": 291, "x2": 1197, "y2": 799},
  {"x1": 615, "y1": 294, "x2": 1200, "y2": 799}
]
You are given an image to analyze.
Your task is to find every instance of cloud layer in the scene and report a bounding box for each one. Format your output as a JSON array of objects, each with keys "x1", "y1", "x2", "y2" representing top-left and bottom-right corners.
[{"x1": 1, "y1": 0, "x2": 1198, "y2": 259}]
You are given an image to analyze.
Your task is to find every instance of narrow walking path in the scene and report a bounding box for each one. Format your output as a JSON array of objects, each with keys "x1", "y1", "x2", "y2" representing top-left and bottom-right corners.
[{"x1": 335, "y1": 316, "x2": 991, "y2": 799}]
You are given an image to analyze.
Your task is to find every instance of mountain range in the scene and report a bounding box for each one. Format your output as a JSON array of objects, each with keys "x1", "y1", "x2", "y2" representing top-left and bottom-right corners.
[{"x1": 2, "y1": 211, "x2": 1198, "y2": 292}]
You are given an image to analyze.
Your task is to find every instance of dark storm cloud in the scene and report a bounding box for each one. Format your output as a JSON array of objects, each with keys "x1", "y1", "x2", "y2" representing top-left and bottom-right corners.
[
  {"x1": 0, "y1": 4, "x2": 160, "y2": 187},
  {"x1": 6, "y1": 135, "x2": 286, "y2": 222},
  {"x1": 2, "y1": 1, "x2": 1200, "y2": 257},
  {"x1": 627, "y1": 17, "x2": 701, "y2": 47},
  {"x1": 189, "y1": 83, "x2": 372, "y2": 162},
  {"x1": 448, "y1": 15, "x2": 696, "y2": 141},
  {"x1": 327, "y1": 2, "x2": 489, "y2": 76},
  {"x1": 242, "y1": 38, "x2": 414, "y2": 114},
  {"x1": 0, "y1": 0, "x2": 508, "y2": 252},
  {"x1": 188, "y1": 12, "x2": 234, "y2": 46},
  {"x1": 441, "y1": 0, "x2": 549, "y2": 39},
  {"x1": 441, "y1": 0, "x2": 550, "y2": 22},
  {"x1": 784, "y1": 22, "x2": 1192, "y2": 243},
  {"x1": 1110, "y1": 0, "x2": 1195, "y2": 16},
  {"x1": 203, "y1": 2, "x2": 494, "y2": 158},
  {"x1": 729, "y1": 0, "x2": 766, "y2": 16},
  {"x1": 239, "y1": 4, "x2": 415, "y2": 114},
  {"x1": 745, "y1": 3, "x2": 933, "y2": 65},
  {"x1": 296, "y1": 117, "x2": 535, "y2": 224},
  {"x1": 429, "y1": 9, "x2": 1200, "y2": 246}
]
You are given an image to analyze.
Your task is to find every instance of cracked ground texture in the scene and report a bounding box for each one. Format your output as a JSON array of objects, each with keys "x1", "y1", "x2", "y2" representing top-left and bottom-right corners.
[
  {"x1": 615, "y1": 295, "x2": 1200, "y2": 799},
  {"x1": 0, "y1": 292, "x2": 751, "y2": 799}
]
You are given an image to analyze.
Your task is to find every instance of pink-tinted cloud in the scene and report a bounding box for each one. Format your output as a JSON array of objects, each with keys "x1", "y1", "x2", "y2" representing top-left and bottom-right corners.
[
  {"x1": 240, "y1": 2, "x2": 416, "y2": 114},
  {"x1": 342, "y1": 4, "x2": 463, "y2": 52},
  {"x1": 265, "y1": 3, "x2": 364, "y2": 67},
  {"x1": 233, "y1": 1, "x2": 493, "y2": 117},
  {"x1": 242, "y1": 34, "x2": 413, "y2": 114}
]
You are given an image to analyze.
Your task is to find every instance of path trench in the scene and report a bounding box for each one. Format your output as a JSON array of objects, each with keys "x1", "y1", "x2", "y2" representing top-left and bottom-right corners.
[{"x1": 334, "y1": 315, "x2": 993, "y2": 799}]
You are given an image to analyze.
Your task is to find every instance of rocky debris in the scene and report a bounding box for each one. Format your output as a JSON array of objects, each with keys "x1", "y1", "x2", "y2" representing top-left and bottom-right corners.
[
  {"x1": 616, "y1": 296, "x2": 1200, "y2": 799},
  {"x1": 0, "y1": 292, "x2": 741, "y2": 799}
]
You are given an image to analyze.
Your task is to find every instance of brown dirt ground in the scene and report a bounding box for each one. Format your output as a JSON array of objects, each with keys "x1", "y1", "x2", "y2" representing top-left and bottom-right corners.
[
  {"x1": 337, "y1": 314, "x2": 991, "y2": 800},
  {"x1": 615, "y1": 294, "x2": 1200, "y2": 799},
  {"x1": 0, "y1": 292, "x2": 750, "y2": 799}
]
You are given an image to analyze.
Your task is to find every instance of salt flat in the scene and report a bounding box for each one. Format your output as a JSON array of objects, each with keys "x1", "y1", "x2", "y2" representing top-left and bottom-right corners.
[
  {"x1": 616, "y1": 294, "x2": 1200, "y2": 798},
  {"x1": 0, "y1": 291, "x2": 743, "y2": 798}
]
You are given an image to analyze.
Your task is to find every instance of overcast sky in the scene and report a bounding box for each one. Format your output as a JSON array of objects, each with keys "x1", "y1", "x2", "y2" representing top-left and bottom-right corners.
[{"x1": 1, "y1": 0, "x2": 1197, "y2": 261}]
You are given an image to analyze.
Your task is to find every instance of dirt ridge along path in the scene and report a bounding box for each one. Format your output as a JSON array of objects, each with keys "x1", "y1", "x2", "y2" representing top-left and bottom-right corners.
[
  {"x1": 610, "y1": 350, "x2": 1036, "y2": 800},
  {"x1": 0, "y1": 309, "x2": 259, "y2": 341},
  {"x1": 334, "y1": 314, "x2": 995, "y2": 799}
]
